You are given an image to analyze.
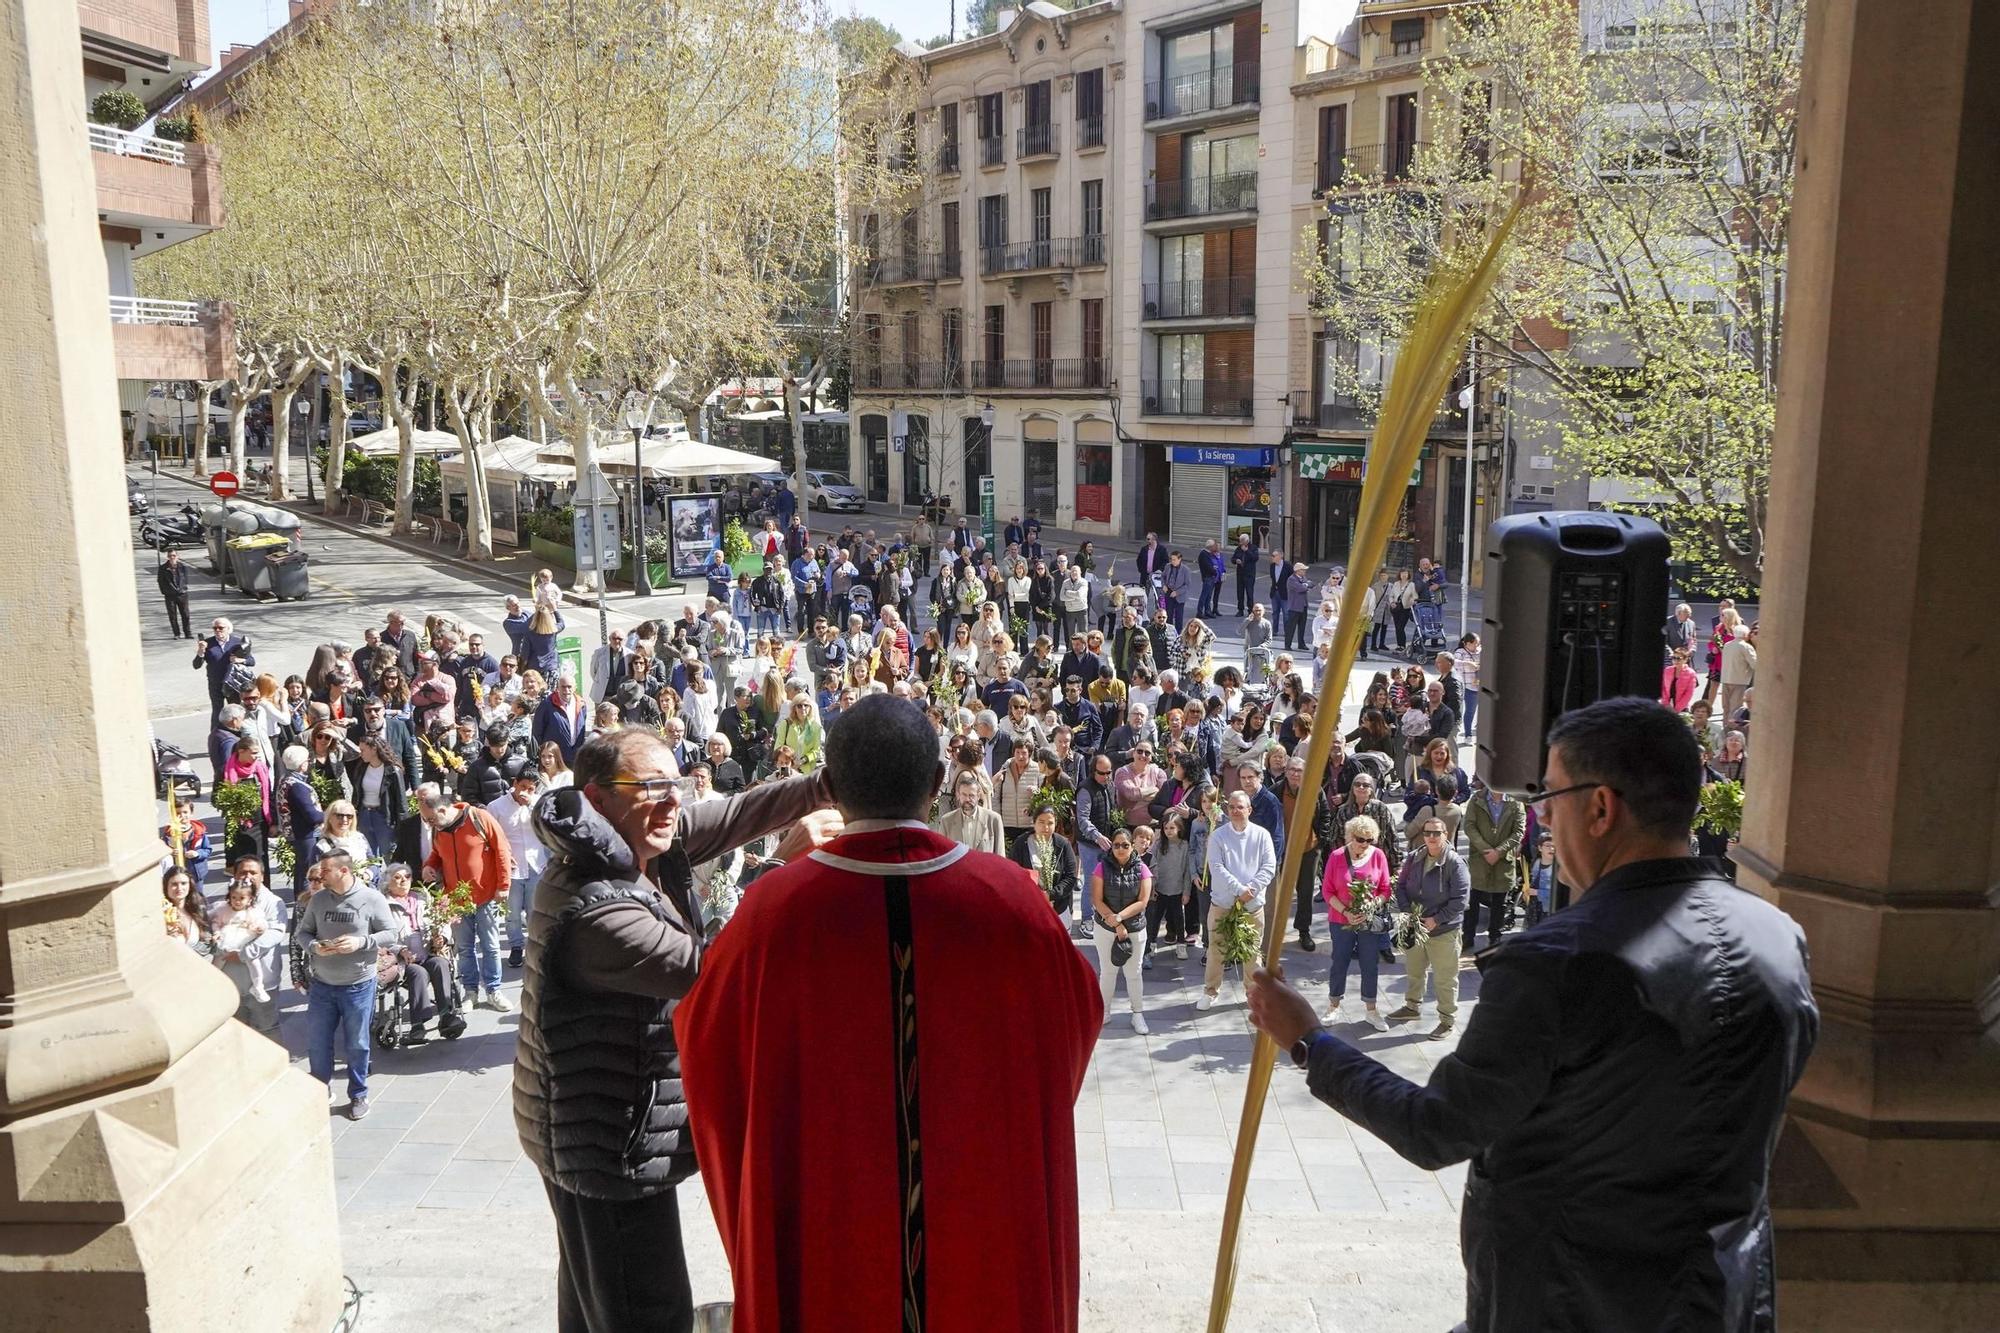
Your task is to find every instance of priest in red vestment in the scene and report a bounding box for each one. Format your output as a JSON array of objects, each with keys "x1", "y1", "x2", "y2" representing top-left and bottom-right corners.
[{"x1": 676, "y1": 693, "x2": 1102, "y2": 1332}]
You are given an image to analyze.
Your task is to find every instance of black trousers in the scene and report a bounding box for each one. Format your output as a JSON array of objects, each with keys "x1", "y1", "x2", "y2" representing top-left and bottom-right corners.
[
  {"x1": 1293, "y1": 850, "x2": 1322, "y2": 938},
  {"x1": 544, "y1": 1180, "x2": 694, "y2": 1333},
  {"x1": 1234, "y1": 573, "x2": 1254, "y2": 616},
  {"x1": 1464, "y1": 891, "x2": 1508, "y2": 951},
  {"x1": 1145, "y1": 891, "x2": 1191, "y2": 947},
  {"x1": 1284, "y1": 610, "x2": 1309, "y2": 652},
  {"x1": 164, "y1": 591, "x2": 192, "y2": 637}
]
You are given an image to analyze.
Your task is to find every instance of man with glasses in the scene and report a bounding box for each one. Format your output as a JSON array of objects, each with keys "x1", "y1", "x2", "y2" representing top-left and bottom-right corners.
[
  {"x1": 517, "y1": 726, "x2": 835, "y2": 1333},
  {"x1": 1073, "y1": 754, "x2": 1120, "y2": 938},
  {"x1": 1385, "y1": 816, "x2": 1470, "y2": 1039},
  {"x1": 1246, "y1": 699, "x2": 1818, "y2": 1331}
]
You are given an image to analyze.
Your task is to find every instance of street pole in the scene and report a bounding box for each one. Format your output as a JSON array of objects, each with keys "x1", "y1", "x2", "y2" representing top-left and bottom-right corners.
[
  {"x1": 632, "y1": 425, "x2": 653, "y2": 597},
  {"x1": 1460, "y1": 338, "x2": 1476, "y2": 642}
]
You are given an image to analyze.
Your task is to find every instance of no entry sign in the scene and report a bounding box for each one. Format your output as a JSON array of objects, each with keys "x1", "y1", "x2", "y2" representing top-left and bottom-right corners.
[{"x1": 209, "y1": 471, "x2": 240, "y2": 498}]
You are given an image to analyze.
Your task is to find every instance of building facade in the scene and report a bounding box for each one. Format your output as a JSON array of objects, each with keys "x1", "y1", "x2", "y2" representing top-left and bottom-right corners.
[
  {"x1": 847, "y1": 2, "x2": 1125, "y2": 536},
  {"x1": 1284, "y1": 0, "x2": 1502, "y2": 574},
  {"x1": 80, "y1": 0, "x2": 233, "y2": 443},
  {"x1": 847, "y1": 0, "x2": 1507, "y2": 565}
]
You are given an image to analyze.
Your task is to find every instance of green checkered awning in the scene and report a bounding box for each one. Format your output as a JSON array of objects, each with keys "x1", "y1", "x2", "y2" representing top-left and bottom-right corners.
[{"x1": 1295, "y1": 442, "x2": 1422, "y2": 485}]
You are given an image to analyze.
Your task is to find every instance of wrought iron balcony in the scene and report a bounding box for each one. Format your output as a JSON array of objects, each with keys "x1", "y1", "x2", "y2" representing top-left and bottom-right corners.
[
  {"x1": 1143, "y1": 60, "x2": 1261, "y2": 122},
  {"x1": 1075, "y1": 114, "x2": 1105, "y2": 149},
  {"x1": 970, "y1": 358, "x2": 1109, "y2": 391},
  {"x1": 977, "y1": 236, "x2": 1106, "y2": 276},
  {"x1": 866, "y1": 252, "x2": 963, "y2": 285},
  {"x1": 1141, "y1": 277, "x2": 1256, "y2": 320},
  {"x1": 937, "y1": 142, "x2": 960, "y2": 174},
  {"x1": 1140, "y1": 378, "x2": 1255, "y2": 417},
  {"x1": 1145, "y1": 170, "x2": 1258, "y2": 221},
  {"x1": 979, "y1": 134, "x2": 1005, "y2": 168},
  {"x1": 1017, "y1": 122, "x2": 1058, "y2": 158}
]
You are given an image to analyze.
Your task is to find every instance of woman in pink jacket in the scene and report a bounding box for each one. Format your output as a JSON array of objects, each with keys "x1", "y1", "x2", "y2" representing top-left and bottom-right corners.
[
  {"x1": 1321, "y1": 812, "x2": 1394, "y2": 1031},
  {"x1": 1661, "y1": 647, "x2": 1700, "y2": 713}
]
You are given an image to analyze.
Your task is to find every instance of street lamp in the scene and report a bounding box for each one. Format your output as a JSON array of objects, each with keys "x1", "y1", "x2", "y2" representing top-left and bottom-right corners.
[
  {"x1": 298, "y1": 392, "x2": 314, "y2": 503},
  {"x1": 622, "y1": 397, "x2": 654, "y2": 597}
]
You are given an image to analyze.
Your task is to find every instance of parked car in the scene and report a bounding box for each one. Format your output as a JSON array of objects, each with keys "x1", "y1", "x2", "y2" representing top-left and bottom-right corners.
[{"x1": 806, "y1": 470, "x2": 864, "y2": 513}]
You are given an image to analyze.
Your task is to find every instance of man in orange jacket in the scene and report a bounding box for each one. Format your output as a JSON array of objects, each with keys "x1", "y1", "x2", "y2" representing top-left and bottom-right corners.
[{"x1": 421, "y1": 786, "x2": 516, "y2": 1012}]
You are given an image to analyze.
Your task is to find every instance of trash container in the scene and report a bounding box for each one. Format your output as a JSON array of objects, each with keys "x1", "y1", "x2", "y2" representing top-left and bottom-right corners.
[
  {"x1": 268, "y1": 549, "x2": 311, "y2": 601},
  {"x1": 201, "y1": 506, "x2": 233, "y2": 580},
  {"x1": 226, "y1": 532, "x2": 291, "y2": 597}
]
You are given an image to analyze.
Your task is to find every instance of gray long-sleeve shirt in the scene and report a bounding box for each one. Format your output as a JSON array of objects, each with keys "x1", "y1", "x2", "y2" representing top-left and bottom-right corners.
[{"x1": 293, "y1": 885, "x2": 400, "y2": 985}]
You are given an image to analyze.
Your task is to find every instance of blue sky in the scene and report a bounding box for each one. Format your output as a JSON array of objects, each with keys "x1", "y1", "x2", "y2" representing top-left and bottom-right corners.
[{"x1": 206, "y1": 0, "x2": 969, "y2": 65}]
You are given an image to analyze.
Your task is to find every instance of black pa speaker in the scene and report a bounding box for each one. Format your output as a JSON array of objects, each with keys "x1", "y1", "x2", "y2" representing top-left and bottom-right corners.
[{"x1": 1475, "y1": 510, "x2": 1671, "y2": 795}]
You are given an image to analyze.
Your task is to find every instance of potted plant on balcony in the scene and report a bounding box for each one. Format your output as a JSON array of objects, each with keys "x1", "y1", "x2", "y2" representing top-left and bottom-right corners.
[
  {"x1": 89, "y1": 89, "x2": 147, "y2": 131},
  {"x1": 154, "y1": 115, "x2": 196, "y2": 143}
]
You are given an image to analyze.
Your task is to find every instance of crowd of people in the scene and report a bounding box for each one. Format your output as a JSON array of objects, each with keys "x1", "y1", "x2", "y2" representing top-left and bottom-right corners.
[{"x1": 158, "y1": 500, "x2": 1756, "y2": 1116}]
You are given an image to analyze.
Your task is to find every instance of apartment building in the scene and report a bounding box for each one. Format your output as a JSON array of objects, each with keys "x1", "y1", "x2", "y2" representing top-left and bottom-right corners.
[
  {"x1": 847, "y1": 3, "x2": 1123, "y2": 534},
  {"x1": 1285, "y1": 0, "x2": 1501, "y2": 573},
  {"x1": 81, "y1": 0, "x2": 233, "y2": 442}
]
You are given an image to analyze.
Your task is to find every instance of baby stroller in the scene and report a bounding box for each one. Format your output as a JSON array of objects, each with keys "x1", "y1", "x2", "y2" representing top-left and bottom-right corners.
[
  {"x1": 845, "y1": 582, "x2": 874, "y2": 622},
  {"x1": 1408, "y1": 594, "x2": 1448, "y2": 663},
  {"x1": 153, "y1": 737, "x2": 202, "y2": 802},
  {"x1": 372, "y1": 930, "x2": 469, "y2": 1049}
]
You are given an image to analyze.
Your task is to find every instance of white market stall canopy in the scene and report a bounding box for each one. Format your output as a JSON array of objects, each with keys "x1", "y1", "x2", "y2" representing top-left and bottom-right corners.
[
  {"x1": 344, "y1": 426, "x2": 462, "y2": 457},
  {"x1": 597, "y1": 438, "x2": 783, "y2": 479},
  {"x1": 533, "y1": 428, "x2": 689, "y2": 462},
  {"x1": 440, "y1": 435, "x2": 576, "y2": 484}
]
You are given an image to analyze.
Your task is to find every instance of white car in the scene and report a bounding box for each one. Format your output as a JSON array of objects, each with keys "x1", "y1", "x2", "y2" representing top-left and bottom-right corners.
[{"x1": 806, "y1": 470, "x2": 864, "y2": 512}]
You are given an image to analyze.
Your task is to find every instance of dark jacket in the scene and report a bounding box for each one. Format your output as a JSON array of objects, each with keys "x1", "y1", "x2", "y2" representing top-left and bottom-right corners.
[
  {"x1": 1055, "y1": 696, "x2": 1103, "y2": 751},
  {"x1": 344, "y1": 759, "x2": 407, "y2": 824},
  {"x1": 1007, "y1": 830, "x2": 1079, "y2": 914},
  {"x1": 157, "y1": 560, "x2": 189, "y2": 598},
  {"x1": 195, "y1": 634, "x2": 254, "y2": 699},
  {"x1": 464, "y1": 748, "x2": 532, "y2": 808},
  {"x1": 1319, "y1": 794, "x2": 1403, "y2": 875},
  {"x1": 514, "y1": 775, "x2": 828, "y2": 1200},
  {"x1": 1303, "y1": 858, "x2": 1817, "y2": 1332}
]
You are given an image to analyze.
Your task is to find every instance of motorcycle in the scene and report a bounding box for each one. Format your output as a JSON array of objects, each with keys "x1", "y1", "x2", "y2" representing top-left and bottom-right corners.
[
  {"x1": 140, "y1": 502, "x2": 205, "y2": 551},
  {"x1": 920, "y1": 491, "x2": 955, "y2": 525},
  {"x1": 128, "y1": 483, "x2": 150, "y2": 516}
]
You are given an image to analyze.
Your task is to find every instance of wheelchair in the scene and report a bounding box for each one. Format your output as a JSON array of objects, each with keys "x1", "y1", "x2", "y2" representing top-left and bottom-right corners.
[{"x1": 372, "y1": 933, "x2": 469, "y2": 1049}]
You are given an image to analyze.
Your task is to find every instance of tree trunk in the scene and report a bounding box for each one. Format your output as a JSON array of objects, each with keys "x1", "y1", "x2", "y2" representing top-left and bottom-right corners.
[
  {"x1": 325, "y1": 352, "x2": 351, "y2": 502},
  {"x1": 445, "y1": 379, "x2": 495, "y2": 562},
  {"x1": 555, "y1": 363, "x2": 602, "y2": 594},
  {"x1": 191, "y1": 379, "x2": 223, "y2": 478},
  {"x1": 381, "y1": 357, "x2": 418, "y2": 534},
  {"x1": 269, "y1": 381, "x2": 296, "y2": 501},
  {"x1": 228, "y1": 391, "x2": 249, "y2": 479}
]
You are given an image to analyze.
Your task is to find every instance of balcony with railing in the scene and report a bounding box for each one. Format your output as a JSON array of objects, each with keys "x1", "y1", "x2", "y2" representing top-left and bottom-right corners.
[
  {"x1": 1142, "y1": 276, "x2": 1256, "y2": 321},
  {"x1": 107, "y1": 296, "x2": 232, "y2": 381},
  {"x1": 1145, "y1": 170, "x2": 1258, "y2": 222},
  {"x1": 867, "y1": 252, "x2": 963, "y2": 286},
  {"x1": 1075, "y1": 114, "x2": 1105, "y2": 150},
  {"x1": 978, "y1": 235, "x2": 1107, "y2": 276},
  {"x1": 1140, "y1": 378, "x2": 1254, "y2": 417},
  {"x1": 1017, "y1": 122, "x2": 1058, "y2": 159},
  {"x1": 979, "y1": 135, "x2": 1005, "y2": 168},
  {"x1": 1317, "y1": 141, "x2": 1493, "y2": 194},
  {"x1": 937, "y1": 141, "x2": 960, "y2": 174},
  {"x1": 1290, "y1": 388, "x2": 1370, "y2": 430},
  {"x1": 1143, "y1": 60, "x2": 1261, "y2": 122},
  {"x1": 855, "y1": 361, "x2": 969, "y2": 392},
  {"x1": 90, "y1": 123, "x2": 224, "y2": 234},
  {"x1": 971, "y1": 358, "x2": 1109, "y2": 392}
]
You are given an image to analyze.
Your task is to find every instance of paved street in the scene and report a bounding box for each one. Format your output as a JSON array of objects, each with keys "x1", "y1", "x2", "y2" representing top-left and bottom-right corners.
[{"x1": 135, "y1": 462, "x2": 1489, "y2": 1331}]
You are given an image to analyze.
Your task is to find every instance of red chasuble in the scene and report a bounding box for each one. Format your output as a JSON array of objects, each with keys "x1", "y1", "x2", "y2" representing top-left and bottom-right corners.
[{"x1": 675, "y1": 822, "x2": 1102, "y2": 1332}]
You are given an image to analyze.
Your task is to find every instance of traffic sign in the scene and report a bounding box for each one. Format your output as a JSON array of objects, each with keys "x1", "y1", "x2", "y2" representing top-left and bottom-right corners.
[
  {"x1": 210, "y1": 471, "x2": 240, "y2": 498},
  {"x1": 573, "y1": 502, "x2": 622, "y2": 573}
]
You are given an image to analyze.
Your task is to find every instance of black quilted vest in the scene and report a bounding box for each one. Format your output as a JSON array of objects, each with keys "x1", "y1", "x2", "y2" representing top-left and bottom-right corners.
[{"x1": 513, "y1": 790, "x2": 703, "y2": 1201}]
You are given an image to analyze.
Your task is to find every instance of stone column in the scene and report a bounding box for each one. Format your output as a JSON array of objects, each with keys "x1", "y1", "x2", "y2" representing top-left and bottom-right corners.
[
  {"x1": 0, "y1": 4, "x2": 344, "y2": 1328},
  {"x1": 1734, "y1": 0, "x2": 2000, "y2": 1326}
]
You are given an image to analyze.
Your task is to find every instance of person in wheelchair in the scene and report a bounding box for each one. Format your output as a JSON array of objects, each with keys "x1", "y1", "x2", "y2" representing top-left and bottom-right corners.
[{"x1": 376, "y1": 862, "x2": 466, "y2": 1044}]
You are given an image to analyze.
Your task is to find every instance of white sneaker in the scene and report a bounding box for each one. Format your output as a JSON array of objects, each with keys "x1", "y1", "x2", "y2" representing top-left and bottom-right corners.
[
  {"x1": 1365, "y1": 1008, "x2": 1389, "y2": 1032},
  {"x1": 1130, "y1": 1012, "x2": 1150, "y2": 1035},
  {"x1": 1174, "y1": 943, "x2": 1188, "y2": 960},
  {"x1": 1195, "y1": 993, "x2": 1215, "y2": 1012},
  {"x1": 1322, "y1": 1003, "x2": 1345, "y2": 1024}
]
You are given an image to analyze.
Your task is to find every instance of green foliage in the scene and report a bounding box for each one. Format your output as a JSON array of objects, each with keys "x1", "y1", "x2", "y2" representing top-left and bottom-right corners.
[
  {"x1": 1009, "y1": 614, "x2": 1030, "y2": 649},
  {"x1": 90, "y1": 89, "x2": 146, "y2": 130},
  {"x1": 1213, "y1": 902, "x2": 1262, "y2": 968},
  {"x1": 828, "y1": 15, "x2": 901, "y2": 69},
  {"x1": 339, "y1": 450, "x2": 440, "y2": 512},
  {"x1": 213, "y1": 780, "x2": 264, "y2": 843},
  {"x1": 308, "y1": 769, "x2": 345, "y2": 812},
  {"x1": 1028, "y1": 782, "x2": 1074, "y2": 822},
  {"x1": 425, "y1": 880, "x2": 479, "y2": 930},
  {"x1": 1698, "y1": 779, "x2": 1745, "y2": 840},
  {"x1": 524, "y1": 505, "x2": 575, "y2": 543},
  {"x1": 154, "y1": 115, "x2": 197, "y2": 143},
  {"x1": 721, "y1": 517, "x2": 753, "y2": 565}
]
